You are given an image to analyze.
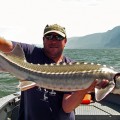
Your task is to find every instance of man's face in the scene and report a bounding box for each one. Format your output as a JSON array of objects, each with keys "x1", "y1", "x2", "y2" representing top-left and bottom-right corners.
[{"x1": 43, "y1": 32, "x2": 67, "y2": 60}]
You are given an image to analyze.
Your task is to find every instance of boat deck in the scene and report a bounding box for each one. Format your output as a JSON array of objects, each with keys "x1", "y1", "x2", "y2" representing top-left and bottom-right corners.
[
  {"x1": 75, "y1": 93, "x2": 120, "y2": 120},
  {"x1": 0, "y1": 93, "x2": 120, "y2": 120}
]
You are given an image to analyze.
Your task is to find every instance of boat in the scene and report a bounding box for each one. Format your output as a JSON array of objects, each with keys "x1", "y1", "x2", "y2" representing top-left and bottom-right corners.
[{"x1": 0, "y1": 92, "x2": 120, "y2": 120}]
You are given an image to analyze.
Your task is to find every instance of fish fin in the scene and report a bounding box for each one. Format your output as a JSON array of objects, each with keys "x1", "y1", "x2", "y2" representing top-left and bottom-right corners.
[
  {"x1": 95, "y1": 81, "x2": 115, "y2": 101},
  {"x1": 18, "y1": 80, "x2": 37, "y2": 91},
  {"x1": 6, "y1": 44, "x2": 26, "y2": 61}
]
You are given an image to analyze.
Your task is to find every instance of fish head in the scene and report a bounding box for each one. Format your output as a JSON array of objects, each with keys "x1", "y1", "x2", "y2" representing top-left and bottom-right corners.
[
  {"x1": 95, "y1": 72, "x2": 120, "y2": 101},
  {"x1": 115, "y1": 77, "x2": 120, "y2": 88},
  {"x1": 112, "y1": 73, "x2": 120, "y2": 94}
]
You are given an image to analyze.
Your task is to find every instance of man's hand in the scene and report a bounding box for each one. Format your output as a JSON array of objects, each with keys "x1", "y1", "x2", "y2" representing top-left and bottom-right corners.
[
  {"x1": 86, "y1": 79, "x2": 109, "y2": 93},
  {"x1": 96, "y1": 79, "x2": 109, "y2": 89}
]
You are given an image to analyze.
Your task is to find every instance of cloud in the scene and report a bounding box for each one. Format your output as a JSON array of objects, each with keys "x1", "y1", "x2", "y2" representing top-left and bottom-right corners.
[
  {"x1": 0, "y1": 26, "x2": 32, "y2": 43},
  {"x1": 0, "y1": 0, "x2": 120, "y2": 45},
  {"x1": 61, "y1": 0, "x2": 102, "y2": 5}
]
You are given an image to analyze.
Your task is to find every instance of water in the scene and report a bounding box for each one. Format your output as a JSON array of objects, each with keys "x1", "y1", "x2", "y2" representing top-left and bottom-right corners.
[
  {"x1": 0, "y1": 72, "x2": 19, "y2": 98},
  {"x1": 0, "y1": 49, "x2": 120, "y2": 98},
  {"x1": 64, "y1": 49, "x2": 120, "y2": 70}
]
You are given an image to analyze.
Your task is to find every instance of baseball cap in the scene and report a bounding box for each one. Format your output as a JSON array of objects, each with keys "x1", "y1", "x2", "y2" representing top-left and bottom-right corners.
[{"x1": 43, "y1": 24, "x2": 66, "y2": 37}]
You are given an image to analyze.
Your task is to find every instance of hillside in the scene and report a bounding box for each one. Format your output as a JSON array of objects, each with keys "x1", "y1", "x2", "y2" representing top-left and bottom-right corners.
[{"x1": 66, "y1": 26, "x2": 120, "y2": 49}]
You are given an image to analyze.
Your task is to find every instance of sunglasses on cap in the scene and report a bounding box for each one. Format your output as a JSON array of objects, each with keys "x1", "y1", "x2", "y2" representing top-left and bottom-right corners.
[{"x1": 44, "y1": 34, "x2": 65, "y2": 41}]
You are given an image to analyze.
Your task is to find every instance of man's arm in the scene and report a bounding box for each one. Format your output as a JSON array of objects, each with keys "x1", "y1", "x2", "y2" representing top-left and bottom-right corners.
[
  {"x1": 0, "y1": 37, "x2": 14, "y2": 72},
  {"x1": 62, "y1": 79, "x2": 108, "y2": 113},
  {"x1": 0, "y1": 37, "x2": 13, "y2": 52},
  {"x1": 0, "y1": 37, "x2": 37, "y2": 90},
  {"x1": 62, "y1": 80, "x2": 97, "y2": 113}
]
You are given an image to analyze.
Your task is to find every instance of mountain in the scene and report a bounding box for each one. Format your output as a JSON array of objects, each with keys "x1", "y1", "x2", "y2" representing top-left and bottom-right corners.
[{"x1": 66, "y1": 26, "x2": 120, "y2": 49}]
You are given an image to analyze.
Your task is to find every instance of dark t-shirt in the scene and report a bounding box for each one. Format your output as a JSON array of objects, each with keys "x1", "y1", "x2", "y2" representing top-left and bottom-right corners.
[{"x1": 12, "y1": 42, "x2": 75, "y2": 120}]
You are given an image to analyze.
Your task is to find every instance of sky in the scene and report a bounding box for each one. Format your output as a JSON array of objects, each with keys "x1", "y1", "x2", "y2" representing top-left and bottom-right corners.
[{"x1": 0, "y1": 0, "x2": 120, "y2": 45}]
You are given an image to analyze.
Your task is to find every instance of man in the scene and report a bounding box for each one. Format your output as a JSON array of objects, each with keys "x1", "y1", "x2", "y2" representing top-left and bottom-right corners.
[{"x1": 0, "y1": 24, "x2": 108, "y2": 120}]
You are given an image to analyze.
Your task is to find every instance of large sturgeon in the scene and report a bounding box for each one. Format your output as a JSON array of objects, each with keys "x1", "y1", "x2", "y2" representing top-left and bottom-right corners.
[{"x1": 0, "y1": 44, "x2": 120, "y2": 101}]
